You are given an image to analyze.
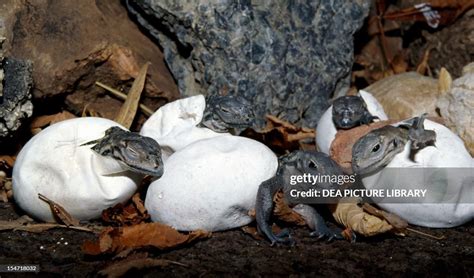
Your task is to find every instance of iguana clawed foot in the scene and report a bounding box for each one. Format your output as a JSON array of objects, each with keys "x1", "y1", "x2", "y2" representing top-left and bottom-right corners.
[
  {"x1": 268, "y1": 229, "x2": 296, "y2": 246},
  {"x1": 310, "y1": 225, "x2": 344, "y2": 242}
]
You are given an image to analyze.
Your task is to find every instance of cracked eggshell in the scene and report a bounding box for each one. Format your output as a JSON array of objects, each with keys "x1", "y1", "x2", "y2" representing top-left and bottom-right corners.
[
  {"x1": 13, "y1": 117, "x2": 139, "y2": 222},
  {"x1": 361, "y1": 119, "x2": 474, "y2": 228},
  {"x1": 316, "y1": 90, "x2": 388, "y2": 154},
  {"x1": 140, "y1": 95, "x2": 226, "y2": 160},
  {"x1": 145, "y1": 135, "x2": 278, "y2": 232}
]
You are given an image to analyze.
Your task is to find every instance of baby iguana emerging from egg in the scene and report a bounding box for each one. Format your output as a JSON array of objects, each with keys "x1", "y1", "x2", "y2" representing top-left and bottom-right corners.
[
  {"x1": 200, "y1": 95, "x2": 255, "y2": 133},
  {"x1": 256, "y1": 150, "x2": 345, "y2": 246},
  {"x1": 352, "y1": 113, "x2": 436, "y2": 175},
  {"x1": 82, "y1": 126, "x2": 164, "y2": 177},
  {"x1": 332, "y1": 95, "x2": 379, "y2": 129}
]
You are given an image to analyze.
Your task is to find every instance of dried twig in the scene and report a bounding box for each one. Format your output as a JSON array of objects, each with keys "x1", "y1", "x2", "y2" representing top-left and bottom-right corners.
[
  {"x1": 38, "y1": 193, "x2": 81, "y2": 227},
  {"x1": 114, "y1": 62, "x2": 150, "y2": 128},
  {"x1": 95, "y1": 81, "x2": 154, "y2": 117}
]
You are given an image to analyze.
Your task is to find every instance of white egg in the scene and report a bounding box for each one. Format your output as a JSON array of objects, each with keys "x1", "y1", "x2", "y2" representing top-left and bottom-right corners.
[
  {"x1": 145, "y1": 135, "x2": 278, "y2": 231},
  {"x1": 316, "y1": 90, "x2": 388, "y2": 154},
  {"x1": 13, "y1": 117, "x2": 139, "y2": 222},
  {"x1": 361, "y1": 119, "x2": 474, "y2": 227},
  {"x1": 140, "y1": 95, "x2": 226, "y2": 160},
  {"x1": 141, "y1": 95, "x2": 278, "y2": 231}
]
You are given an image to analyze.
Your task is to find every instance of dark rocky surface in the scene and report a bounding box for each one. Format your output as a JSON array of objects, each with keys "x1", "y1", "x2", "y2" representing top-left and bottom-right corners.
[
  {"x1": 0, "y1": 57, "x2": 33, "y2": 139},
  {"x1": 126, "y1": 0, "x2": 370, "y2": 128}
]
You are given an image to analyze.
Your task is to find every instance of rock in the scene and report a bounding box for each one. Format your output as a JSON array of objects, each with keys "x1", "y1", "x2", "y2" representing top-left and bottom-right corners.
[
  {"x1": 126, "y1": 0, "x2": 370, "y2": 127},
  {"x1": 316, "y1": 90, "x2": 388, "y2": 155},
  {"x1": 0, "y1": 25, "x2": 33, "y2": 139},
  {"x1": 145, "y1": 135, "x2": 278, "y2": 231},
  {"x1": 364, "y1": 72, "x2": 440, "y2": 119},
  {"x1": 0, "y1": 53, "x2": 33, "y2": 138},
  {"x1": 0, "y1": 0, "x2": 178, "y2": 117},
  {"x1": 437, "y1": 63, "x2": 474, "y2": 156},
  {"x1": 12, "y1": 118, "x2": 139, "y2": 222}
]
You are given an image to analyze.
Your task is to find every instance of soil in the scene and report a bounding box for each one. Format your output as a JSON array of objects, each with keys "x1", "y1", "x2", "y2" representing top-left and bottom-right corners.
[{"x1": 0, "y1": 201, "x2": 472, "y2": 277}]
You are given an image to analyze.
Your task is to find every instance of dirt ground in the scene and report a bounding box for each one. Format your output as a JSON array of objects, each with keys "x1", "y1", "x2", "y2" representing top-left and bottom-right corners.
[{"x1": 0, "y1": 201, "x2": 472, "y2": 277}]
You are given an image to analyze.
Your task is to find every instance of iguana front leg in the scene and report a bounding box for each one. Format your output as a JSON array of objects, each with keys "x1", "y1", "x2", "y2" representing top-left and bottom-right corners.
[
  {"x1": 293, "y1": 204, "x2": 344, "y2": 241},
  {"x1": 408, "y1": 113, "x2": 436, "y2": 150},
  {"x1": 360, "y1": 114, "x2": 379, "y2": 125},
  {"x1": 256, "y1": 176, "x2": 295, "y2": 246}
]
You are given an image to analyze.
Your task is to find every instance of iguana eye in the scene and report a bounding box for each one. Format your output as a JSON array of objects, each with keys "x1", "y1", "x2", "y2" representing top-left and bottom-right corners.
[
  {"x1": 372, "y1": 144, "x2": 380, "y2": 153},
  {"x1": 308, "y1": 160, "x2": 318, "y2": 169},
  {"x1": 220, "y1": 107, "x2": 230, "y2": 113}
]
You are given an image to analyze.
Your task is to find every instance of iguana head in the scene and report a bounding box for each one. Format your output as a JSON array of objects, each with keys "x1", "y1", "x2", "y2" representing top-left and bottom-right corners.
[
  {"x1": 332, "y1": 96, "x2": 377, "y2": 129},
  {"x1": 351, "y1": 126, "x2": 406, "y2": 176},
  {"x1": 280, "y1": 150, "x2": 344, "y2": 190},
  {"x1": 201, "y1": 95, "x2": 255, "y2": 133},
  {"x1": 82, "y1": 126, "x2": 164, "y2": 177}
]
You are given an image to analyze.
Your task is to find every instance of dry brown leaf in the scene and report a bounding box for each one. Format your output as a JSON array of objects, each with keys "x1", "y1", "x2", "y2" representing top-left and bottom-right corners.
[
  {"x1": 273, "y1": 191, "x2": 306, "y2": 226},
  {"x1": 99, "y1": 256, "x2": 186, "y2": 277},
  {"x1": 102, "y1": 193, "x2": 149, "y2": 226},
  {"x1": 82, "y1": 223, "x2": 211, "y2": 255},
  {"x1": 241, "y1": 226, "x2": 263, "y2": 240},
  {"x1": 0, "y1": 215, "x2": 34, "y2": 230},
  {"x1": 0, "y1": 155, "x2": 16, "y2": 168},
  {"x1": 38, "y1": 193, "x2": 80, "y2": 227},
  {"x1": 367, "y1": 5, "x2": 401, "y2": 36},
  {"x1": 354, "y1": 36, "x2": 405, "y2": 83},
  {"x1": 330, "y1": 198, "x2": 399, "y2": 237},
  {"x1": 245, "y1": 115, "x2": 315, "y2": 153},
  {"x1": 115, "y1": 62, "x2": 149, "y2": 129},
  {"x1": 132, "y1": 193, "x2": 147, "y2": 215},
  {"x1": 361, "y1": 203, "x2": 408, "y2": 229},
  {"x1": 0, "y1": 215, "x2": 94, "y2": 233},
  {"x1": 15, "y1": 223, "x2": 94, "y2": 233},
  {"x1": 30, "y1": 111, "x2": 76, "y2": 131}
]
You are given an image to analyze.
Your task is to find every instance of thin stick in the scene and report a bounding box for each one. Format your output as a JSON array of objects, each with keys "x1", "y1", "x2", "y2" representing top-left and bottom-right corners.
[
  {"x1": 95, "y1": 81, "x2": 154, "y2": 117},
  {"x1": 406, "y1": 227, "x2": 445, "y2": 240}
]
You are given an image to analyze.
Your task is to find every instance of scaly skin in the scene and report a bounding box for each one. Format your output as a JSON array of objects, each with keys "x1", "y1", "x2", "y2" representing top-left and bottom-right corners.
[
  {"x1": 200, "y1": 95, "x2": 255, "y2": 133},
  {"x1": 332, "y1": 95, "x2": 378, "y2": 129},
  {"x1": 255, "y1": 150, "x2": 345, "y2": 246},
  {"x1": 352, "y1": 114, "x2": 436, "y2": 175},
  {"x1": 81, "y1": 126, "x2": 164, "y2": 177}
]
